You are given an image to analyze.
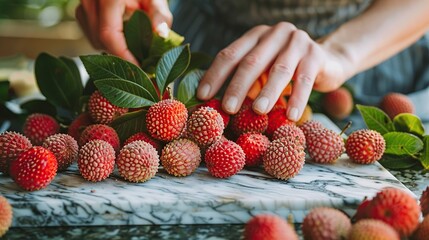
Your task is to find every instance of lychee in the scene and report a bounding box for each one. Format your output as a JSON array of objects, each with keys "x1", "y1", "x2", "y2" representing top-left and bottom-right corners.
[
  {"x1": 302, "y1": 207, "x2": 351, "y2": 240},
  {"x1": 236, "y1": 133, "x2": 270, "y2": 167},
  {"x1": 412, "y1": 215, "x2": 429, "y2": 240},
  {"x1": 23, "y1": 113, "x2": 60, "y2": 145},
  {"x1": 354, "y1": 187, "x2": 420, "y2": 237},
  {"x1": 420, "y1": 186, "x2": 429, "y2": 216},
  {"x1": 9, "y1": 146, "x2": 57, "y2": 191},
  {"x1": 230, "y1": 105, "x2": 268, "y2": 135},
  {"x1": 187, "y1": 106, "x2": 224, "y2": 147},
  {"x1": 265, "y1": 106, "x2": 293, "y2": 138},
  {"x1": 272, "y1": 124, "x2": 306, "y2": 147},
  {"x1": 0, "y1": 131, "x2": 32, "y2": 174},
  {"x1": 146, "y1": 99, "x2": 188, "y2": 141},
  {"x1": 79, "y1": 124, "x2": 120, "y2": 152},
  {"x1": 263, "y1": 138, "x2": 305, "y2": 180},
  {"x1": 298, "y1": 120, "x2": 324, "y2": 137},
  {"x1": 0, "y1": 196, "x2": 12, "y2": 237},
  {"x1": 88, "y1": 90, "x2": 128, "y2": 124},
  {"x1": 199, "y1": 98, "x2": 230, "y2": 127},
  {"x1": 346, "y1": 129, "x2": 385, "y2": 164},
  {"x1": 123, "y1": 132, "x2": 162, "y2": 152},
  {"x1": 117, "y1": 140, "x2": 159, "y2": 182},
  {"x1": 348, "y1": 219, "x2": 400, "y2": 240},
  {"x1": 42, "y1": 134, "x2": 78, "y2": 171},
  {"x1": 322, "y1": 87, "x2": 353, "y2": 120},
  {"x1": 160, "y1": 138, "x2": 201, "y2": 177},
  {"x1": 78, "y1": 140, "x2": 115, "y2": 182},
  {"x1": 380, "y1": 92, "x2": 415, "y2": 119},
  {"x1": 67, "y1": 112, "x2": 93, "y2": 141},
  {"x1": 204, "y1": 140, "x2": 245, "y2": 178},
  {"x1": 306, "y1": 128, "x2": 344, "y2": 164},
  {"x1": 244, "y1": 214, "x2": 298, "y2": 240}
]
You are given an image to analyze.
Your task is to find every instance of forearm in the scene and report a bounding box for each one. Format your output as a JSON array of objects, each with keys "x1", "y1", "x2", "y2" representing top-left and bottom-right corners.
[{"x1": 321, "y1": 0, "x2": 429, "y2": 78}]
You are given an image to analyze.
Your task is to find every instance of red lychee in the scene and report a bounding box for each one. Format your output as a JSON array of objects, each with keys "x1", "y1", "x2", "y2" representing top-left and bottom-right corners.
[
  {"x1": 78, "y1": 140, "x2": 115, "y2": 182},
  {"x1": 413, "y1": 215, "x2": 429, "y2": 240},
  {"x1": 322, "y1": 87, "x2": 353, "y2": 120},
  {"x1": 88, "y1": 90, "x2": 128, "y2": 124},
  {"x1": 79, "y1": 124, "x2": 120, "y2": 153},
  {"x1": 420, "y1": 186, "x2": 429, "y2": 216},
  {"x1": 187, "y1": 106, "x2": 224, "y2": 147},
  {"x1": 0, "y1": 131, "x2": 32, "y2": 174},
  {"x1": 23, "y1": 113, "x2": 60, "y2": 145},
  {"x1": 199, "y1": 98, "x2": 230, "y2": 127},
  {"x1": 380, "y1": 92, "x2": 415, "y2": 119},
  {"x1": 236, "y1": 133, "x2": 270, "y2": 167},
  {"x1": 230, "y1": 105, "x2": 268, "y2": 135},
  {"x1": 67, "y1": 112, "x2": 93, "y2": 141},
  {"x1": 348, "y1": 219, "x2": 400, "y2": 240},
  {"x1": 204, "y1": 140, "x2": 245, "y2": 178},
  {"x1": 0, "y1": 196, "x2": 12, "y2": 237},
  {"x1": 306, "y1": 128, "x2": 344, "y2": 164},
  {"x1": 346, "y1": 129, "x2": 385, "y2": 164},
  {"x1": 42, "y1": 133, "x2": 78, "y2": 171},
  {"x1": 302, "y1": 207, "x2": 351, "y2": 240},
  {"x1": 272, "y1": 124, "x2": 306, "y2": 147},
  {"x1": 146, "y1": 99, "x2": 188, "y2": 141},
  {"x1": 266, "y1": 106, "x2": 293, "y2": 138},
  {"x1": 123, "y1": 132, "x2": 162, "y2": 152},
  {"x1": 160, "y1": 138, "x2": 201, "y2": 177},
  {"x1": 244, "y1": 214, "x2": 298, "y2": 240},
  {"x1": 298, "y1": 120, "x2": 324, "y2": 137},
  {"x1": 9, "y1": 146, "x2": 57, "y2": 191}
]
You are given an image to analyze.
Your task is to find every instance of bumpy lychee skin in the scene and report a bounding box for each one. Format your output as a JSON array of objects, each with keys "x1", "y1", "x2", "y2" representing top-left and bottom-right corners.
[
  {"x1": 9, "y1": 146, "x2": 57, "y2": 191},
  {"x1": 117, "y1": 140, "x2": 159, "y2": 182},
  {"x1": 272, "y1": 124, "x2": 306, "y2": 147},
  {"x1": 306, "y1": 128, "x2": 345, "y2": 164},
  {"x1": 236, "y1": 133, "x2": 270, "y2": 167},
  {"x1": 244, "y1": 214, "x2": 298, "y2": 240},
  {"x1": 323, "y1": 87, "x2": 354, "y2": 120},
  {"x1": 79, "y1": 124, "x2": 120, "y2": 153},
  {"x1": 413, "y1": 215, "x2": 429, "y2": 240},
  {"x1": 263, "y1": 138, "x2": 305, "y2": 180},
  {"x1": 42, "y1": 134, "x2": 78, "y2": 171},
  {"x1": 88, "y1": 90, "x2": 128, "y2": 124},
  {"x1": 230, "y1": 106, "x2": 268, "y2": 135},
  {"x1": 380, "y1": 92, "x2": 415, "y2": 119},
  {"x1": 187, "y1": 107, "x2": 224, "y2": 147},
  {"x1": 78, "y1": 140, "x2": 115, "y2": 182},
  {"x1": 302, "y1": 207, "x2": 351, "y2": 240},
  {"x1": 420, "y1": 186, "x2": 429, "y2": 216},
  {"x1": 146, "y1": 99, "x2": 188, "y2": 141},
  {"x1": 23, "y1": 113, "x2": 60, "y2": 145},
  {"x1": 204, "y1": 140, "x2": 245, "y2": 178},
  {"x1": 0, "y1": 131, "x2": 32, "y2": 174},
  {"x1": 67, "y1": 112, "x2": 93, "y2": 141},
  {"x1": 298, "y1": 120, "x2": 324, "y2": 137},
  {"x1": 123, "y1": 132, "x2": 162, "y2": 152},
  {"x1": 348, "y1": 219, "x2": 400, "y2": 240},
  {"x1": 266, "y1": 106, "x2": 293, "y2": 138},
  {"x1": 160, "y1": 138, "x2": 201, "y2": 177},
  {"x1": 354, "y1": 187, "x2": 420, "y2": 237},
  {"x1": 346, "y1": 129, "x2": 385, "y2": 164},
  {"x1": 0, "y1": 196, "x2": 12, "y2": 237},
  {"x1": 199, "y1": 99, "x2": 230, "y2": 127}
]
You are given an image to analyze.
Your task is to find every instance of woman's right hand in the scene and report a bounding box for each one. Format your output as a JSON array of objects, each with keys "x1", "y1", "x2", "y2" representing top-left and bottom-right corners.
[{"x1": 75, "y1": 0, "x2": 172, "y2": 65}]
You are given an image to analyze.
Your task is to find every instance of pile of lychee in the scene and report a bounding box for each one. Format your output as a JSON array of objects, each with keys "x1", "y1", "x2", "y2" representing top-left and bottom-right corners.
[
  {"x1": 0, "y1": 89, "x2": 388, "y2": 192},
  {"x1": 244, "y1": 186, "x2": 429, "y2": 240}
]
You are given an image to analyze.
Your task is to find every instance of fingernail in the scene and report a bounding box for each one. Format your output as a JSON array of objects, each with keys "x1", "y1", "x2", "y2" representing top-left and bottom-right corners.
[
  {"x1": 254, "y1": 97, "x2": 269, "y2": 113},
  {"x1": 198, "y1": 83, "x2": 211, "y2": 99},
  {"x1": 156, "y1": 22, "x2": 170, "y2": 38},
  {"x1": 288, "y1": 107, "x2": 299, "y2": 121},
  {"x1": 225, "y1": 97, "x2": 238, "y2": 113}
]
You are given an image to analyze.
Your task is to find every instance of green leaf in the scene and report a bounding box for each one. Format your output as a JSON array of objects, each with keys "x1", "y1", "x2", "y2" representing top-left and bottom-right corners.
[
  {"x1": 356, "y1": 104, "x2": 395, "y2": 135},
  {"x1": 110, "y1": 109, "x2": 148, "y2": 142},
  {"x1": 384, "y1": 132, "x2": 424, "y2": 155},
  {"x1": 149, "y1": 30, "x2": 185, "y2": 57},
  {"x1": 20, "y1": 99, "x2": 57, "y2": 116},
  {"x1": 177, "y1": 70, "x2": 204, "y2": 106},
  {"x1": 0, "y1": 81, "x2": 9, "y2": 102},
  {"x1": 393, "y1": 113, "x2": 425, "y2": 137},
  {"x1": 59, "y1": 57, "x2": 83, "y2": 87},
  {"x1": 420, "y1": 136, "x2": 429, "y2": 169},
  {"x1": 35, "y1": 53, "x2": 82, "y2": 111},
  {"x1": 80, "y1": 55, "x2": 158, "y2": 100},
  {"x1": 94, "y1": 78, "x2": 155, "y2": 108},
  {"x1": 156, "y1": 45, "x2": 191, "y2": 95},
  {"x1": 379, "y1": 154, "x2": 419, "y2": 170},
  {"x1": 123, "y1": 10, "x2": 152, "y2": 63}
]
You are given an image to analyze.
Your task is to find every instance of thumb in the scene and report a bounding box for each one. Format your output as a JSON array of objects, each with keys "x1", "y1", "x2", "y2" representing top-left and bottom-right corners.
[{"x1": 142, "y1": 0, "x2": 173, "y2": 36}]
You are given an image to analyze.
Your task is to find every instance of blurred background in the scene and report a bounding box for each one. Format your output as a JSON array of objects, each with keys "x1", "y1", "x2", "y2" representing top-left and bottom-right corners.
[{"x1": 0, "y1": 0, "x2": 96, "y2": 58}]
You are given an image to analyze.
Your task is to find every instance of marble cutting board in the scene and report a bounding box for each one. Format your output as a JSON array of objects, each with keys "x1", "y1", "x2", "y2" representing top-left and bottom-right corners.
[{"x1": 0, "y1": 115, "x2": 413, "y2": 227}]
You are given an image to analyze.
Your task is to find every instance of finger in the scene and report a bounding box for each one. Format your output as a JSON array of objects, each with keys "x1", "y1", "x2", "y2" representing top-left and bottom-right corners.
[
  {"x1": 98, "y1": 0, "x2": 139, "y2": 65},
  {"x1": 75, "y1": 5, "x2": 96, "y2": 48},
  {"x1": 149, "y1": 0, "x2": 173, "y2": 28},
  {"x1": 80, "y1": 0, "x2": 103, "y2": 49},
  {"x1": 197, "y1": 26, "x2": 269, "y2": 102},
  {"x1": 287, "y1": 46, "x2": 323, "y2": 121}
]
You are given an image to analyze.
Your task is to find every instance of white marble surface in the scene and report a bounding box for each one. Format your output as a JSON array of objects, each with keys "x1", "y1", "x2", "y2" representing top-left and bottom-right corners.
[{"x1": 0, "y1": 114, "x2": 413, "y2": 227}]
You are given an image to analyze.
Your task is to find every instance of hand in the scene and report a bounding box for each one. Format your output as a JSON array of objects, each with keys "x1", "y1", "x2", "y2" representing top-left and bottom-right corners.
[
  {"x1": 197, "y1": 22, "x2": 353, "y2": 121},
  {"x1": 75, "y1": 0, "x2": 172, "y2": 65}
]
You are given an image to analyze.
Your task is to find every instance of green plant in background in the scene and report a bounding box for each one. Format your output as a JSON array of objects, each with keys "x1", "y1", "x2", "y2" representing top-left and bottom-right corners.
[{"x1": 357, "y1": 105, "x2": 429, "y2": 170}]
